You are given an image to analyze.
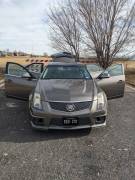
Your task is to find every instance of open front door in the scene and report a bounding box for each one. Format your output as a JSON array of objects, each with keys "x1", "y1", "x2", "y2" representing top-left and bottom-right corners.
[
  {"x1": 5, "y1": 62, "x2": 37, "y2": 99},
  {"x1": 96, "y1": 64, "x2": 125, "y2": 99}
]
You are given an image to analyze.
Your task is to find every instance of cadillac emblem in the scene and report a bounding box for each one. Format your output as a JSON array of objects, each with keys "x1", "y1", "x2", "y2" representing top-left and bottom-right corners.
[{"x1": 66, "y1": 104, "x2": 75, "y2": 112}]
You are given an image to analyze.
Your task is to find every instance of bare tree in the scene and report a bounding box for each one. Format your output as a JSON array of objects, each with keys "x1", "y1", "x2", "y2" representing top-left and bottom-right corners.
[
  {"x1": 48, "y1": 0, "x2": 82, "y2": 61},
  {"x1": 78, "y1": 0, "x2": 135, "y2": 68}
]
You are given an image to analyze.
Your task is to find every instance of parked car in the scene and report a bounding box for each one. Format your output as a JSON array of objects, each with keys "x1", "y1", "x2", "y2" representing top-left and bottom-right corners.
[{"x1": 5, "y1": 61, "x2": 125, "y2": 130}]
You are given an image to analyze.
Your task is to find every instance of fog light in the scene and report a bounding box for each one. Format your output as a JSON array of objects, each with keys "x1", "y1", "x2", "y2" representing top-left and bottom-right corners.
[
  {"x1": 32, "y1": 118, "x2": 44, "y2": 126},
  {"x1": 96, "y1": 117, "x2": 106, "y2": 124}
]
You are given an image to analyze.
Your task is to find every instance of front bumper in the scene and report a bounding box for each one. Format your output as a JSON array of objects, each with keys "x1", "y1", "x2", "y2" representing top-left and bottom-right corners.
[
  {"x1": 29, "y1": 100, "x2": 107, "y2": 130},
  {"x1": 31, "y1": 121, "x2": 106, "y2": 130}
]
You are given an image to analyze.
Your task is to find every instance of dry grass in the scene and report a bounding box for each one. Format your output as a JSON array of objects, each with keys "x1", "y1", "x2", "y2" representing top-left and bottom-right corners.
[
  {"x1": 0, "y1": 56, "x2": 51, "y2": 68},
  {"x1": 0, "y1": 56, "x2": 29, "y2": 68},
  {"x1": 0, "y1": 76, "x2": 3, "y2": 80},
  {"x1": 0, "y1": 56, "x2": 51, "y2": 75},
  {"x1": 126, "y1": 74, "x2": 135, "y2": 86},
  {"x1": 122, "y1": 61, "x2": 135, "y2": 86}
]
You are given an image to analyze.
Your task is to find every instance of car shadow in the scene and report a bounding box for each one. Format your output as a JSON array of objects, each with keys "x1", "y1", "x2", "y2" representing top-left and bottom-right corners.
[{"x1": 0, "y1": 128, "x2": 92, "y2": 144}]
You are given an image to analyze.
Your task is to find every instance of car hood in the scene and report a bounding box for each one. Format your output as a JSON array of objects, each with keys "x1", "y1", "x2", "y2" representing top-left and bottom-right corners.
[{"x1": 36, "y1": 79, "x2": 95, "y2": 102}]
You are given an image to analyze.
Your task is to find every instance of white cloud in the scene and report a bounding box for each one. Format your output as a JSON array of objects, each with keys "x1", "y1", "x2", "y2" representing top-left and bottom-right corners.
[{"x1": 0, "y1": 0, "x2": 58, "y2": 55}]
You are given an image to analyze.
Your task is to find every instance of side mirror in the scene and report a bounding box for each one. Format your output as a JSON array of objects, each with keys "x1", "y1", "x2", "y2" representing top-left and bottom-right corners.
[{"x1": 99, "y1": 72, "x2": 110, "y2": 79}]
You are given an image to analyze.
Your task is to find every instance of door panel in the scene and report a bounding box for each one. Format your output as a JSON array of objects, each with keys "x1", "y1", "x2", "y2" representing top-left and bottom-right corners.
[
  {"x1": 26, "y1": 63, "x2": 44, "y2": 79},
  {"x1": 97, "y1": 64, "x2": 125, "y2": 99},
  {"x1": 5, "y1": 62, "x2": 37, "y2": 99}
]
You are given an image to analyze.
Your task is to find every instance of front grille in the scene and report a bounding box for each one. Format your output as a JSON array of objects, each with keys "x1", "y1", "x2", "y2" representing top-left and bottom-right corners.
[{"x1": 49, "y1": 101, "x2": 92, "y2": 112}]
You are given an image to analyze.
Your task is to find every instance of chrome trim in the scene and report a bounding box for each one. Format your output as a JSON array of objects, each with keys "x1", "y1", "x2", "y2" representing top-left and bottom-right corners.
[
  {"x1": 30, "y1": 109, "x2": 44, "y2": 118},
  {"x1": 43, "y1": 100, "x2": 95, "y2": 103},
  {"x1": 92, "y1": 121, "x2": 106, "y2": 128}
]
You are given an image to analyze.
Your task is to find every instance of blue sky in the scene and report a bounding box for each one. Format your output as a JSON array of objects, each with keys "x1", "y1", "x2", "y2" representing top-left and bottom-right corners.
[{"x1": 0, "y1": 0, "x2": 59, "y2": 55}]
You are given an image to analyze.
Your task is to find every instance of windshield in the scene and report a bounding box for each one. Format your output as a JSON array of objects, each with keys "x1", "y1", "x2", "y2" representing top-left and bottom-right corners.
[{"x1": 41, "y1": 65, "x2": 92, "y2": 79}]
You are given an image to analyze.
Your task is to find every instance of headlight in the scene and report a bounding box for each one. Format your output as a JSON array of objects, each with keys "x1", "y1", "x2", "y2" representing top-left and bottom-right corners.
[
  {"x1": 97, "y1": 92, "x2": 105, "y2": 110},
  {"x1": 33, "y1": 92, "x2": 42, "y2": 110}
]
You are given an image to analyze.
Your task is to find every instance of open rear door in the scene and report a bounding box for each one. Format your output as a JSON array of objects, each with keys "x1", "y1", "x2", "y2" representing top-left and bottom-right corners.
[
  {"x1": 5, "y1": 62, "x2": 38, "y2": 99},
  {"x1": 96, "y1": 64, "x2": 125, "y2": 99}
]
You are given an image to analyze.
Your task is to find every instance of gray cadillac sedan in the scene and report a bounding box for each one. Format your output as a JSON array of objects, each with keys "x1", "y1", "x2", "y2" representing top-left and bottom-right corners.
[{"x1": 5, "y1": 61, "x2": 125, "y2": 130}]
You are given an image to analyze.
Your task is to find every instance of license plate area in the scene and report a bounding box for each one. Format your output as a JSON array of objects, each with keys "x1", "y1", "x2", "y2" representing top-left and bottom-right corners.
[{"x1": 63, "y1": 118, "x2": 78, "y2": 125}]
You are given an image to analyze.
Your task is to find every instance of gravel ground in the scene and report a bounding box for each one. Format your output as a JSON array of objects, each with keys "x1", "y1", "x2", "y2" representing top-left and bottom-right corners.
[{"x1": 0, "y1": 86, "x2": 135, "y2": 180}]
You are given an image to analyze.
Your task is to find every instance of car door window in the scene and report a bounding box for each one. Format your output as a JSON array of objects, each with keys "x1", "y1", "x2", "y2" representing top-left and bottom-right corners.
[
  {"x1": 26, "y1": 63, "x2": 43, "y2": 74},
  {"x1": 8, "y1": 63, "x2": 31, "y2": 77},
  {"x1": 97, "y1": 64, "x2": 125, "y2": 99},
  {"x1": 103, "y1": 64, "x2": 123, "y2": 77}
]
